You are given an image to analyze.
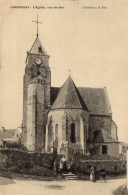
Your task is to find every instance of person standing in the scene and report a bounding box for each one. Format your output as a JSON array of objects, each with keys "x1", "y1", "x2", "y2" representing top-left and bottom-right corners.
[
  {"x1": 90, "y1": 170, "x2": 96, "y2": 182},
  {"x1": 100, "y1": 167, "x2": 106, "y2": 182},
  {"x1": 90, "y1": 165, "x2": 96, "y2": 182}
]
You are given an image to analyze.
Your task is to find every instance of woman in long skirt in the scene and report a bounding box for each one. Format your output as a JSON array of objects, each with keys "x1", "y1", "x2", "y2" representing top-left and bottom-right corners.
[{"x1": 90, "y1": 170, "x2": 96, "y2": 182}]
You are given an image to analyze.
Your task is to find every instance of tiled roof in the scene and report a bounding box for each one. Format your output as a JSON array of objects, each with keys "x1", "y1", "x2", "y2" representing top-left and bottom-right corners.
[
  {"x1": 0, "y1": 129, "x2": 17, "y2": 139},
  {"x1": 51, "y1": 86, "x2": 111, "y2": 115},
  {"x1": 29, "y1": 37, "x2": 48, "y2": 55},
  {"x1": 78, "y1": 87, "x2": 111, "y2": 115},
  {"x1": 51, "y1": 87, "x2": 60, "y2": 105},
  {"x1": 51, "y1": 76, "x2": 88, "y2": 110}
]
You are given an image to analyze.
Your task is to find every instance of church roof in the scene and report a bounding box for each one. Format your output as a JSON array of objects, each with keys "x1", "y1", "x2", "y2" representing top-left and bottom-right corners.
[
  {"x1": 51, "y1": 86, "x2": 112, "y2": 115},
  {"x1": 29, "y1": 36, "x2": 48, "y2": 55},
  {"x1": 51, "y1": 76, "x2": 88, "y2": 110},
  {"x1": 78, "y1": 87, "x2": 111, "y2": 115}
]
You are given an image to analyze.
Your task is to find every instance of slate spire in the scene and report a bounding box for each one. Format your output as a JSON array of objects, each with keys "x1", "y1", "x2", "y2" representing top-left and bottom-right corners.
[
  {"x1": 29, "y1": 36, "x2": 48, "y2": 55},
  {"x1": 51, "y1": 76, "x2": 89, "y2": 110},
  {"x1": 30, "y1": 16, "x2": 47, "y2": 55}
]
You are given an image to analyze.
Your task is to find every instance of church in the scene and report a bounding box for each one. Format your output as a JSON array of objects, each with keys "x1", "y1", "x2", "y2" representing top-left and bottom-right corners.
[{"x1": 21, "y1": 23, "x2": 119, "y2": 158}]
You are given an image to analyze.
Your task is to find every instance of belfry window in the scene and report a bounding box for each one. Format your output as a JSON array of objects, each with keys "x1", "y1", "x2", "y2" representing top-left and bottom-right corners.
[
  {"x1": 38, "y1": 46, "x2": 42, "y2": 53},
  {"x1": 38, "y1": 79, "x2": 42, "y2": 84},
  {"x1": 70, "y1": 123, "x2": 76, "y2": 143},
  {"x1": 55, "y1": 124, "x2": 59, "y2": 141}
]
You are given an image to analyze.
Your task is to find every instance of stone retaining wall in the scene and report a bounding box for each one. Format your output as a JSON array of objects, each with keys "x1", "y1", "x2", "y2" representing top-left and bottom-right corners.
[{"x1": 72, "y1": 157, "x2": 126, "y2": 176}]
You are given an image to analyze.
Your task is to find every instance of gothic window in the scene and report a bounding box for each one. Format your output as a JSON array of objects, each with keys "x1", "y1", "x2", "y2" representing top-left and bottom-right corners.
[
  {"x1": 70, "y1": 123, "x2": 76, "y2": 143},
  {"x1": 66, "y1": 127, "x2": 68, "y2": 141},
  {"x1": 55, "y1": 124, "x2": 59, "y2": 141},
  {"x1": 102, "y1": 145, "x2": 108, "y2": 154}
]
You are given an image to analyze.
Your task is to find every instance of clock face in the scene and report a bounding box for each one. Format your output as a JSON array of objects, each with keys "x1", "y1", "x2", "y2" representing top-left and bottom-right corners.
[{"x1": 35, "y1": 57, "x2": 42, "y2": 65}]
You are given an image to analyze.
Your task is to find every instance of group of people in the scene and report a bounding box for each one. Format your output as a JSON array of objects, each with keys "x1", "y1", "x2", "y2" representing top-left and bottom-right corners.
[
  {"x1": 53, "y1": 157, "x2": 107, "y2": 182},
  {"x1": 90, "y1": 166, "x2": 106, "y2": 182},
  {"x1": 53, "y1": 156, "x2": 69, "y2": 173}
]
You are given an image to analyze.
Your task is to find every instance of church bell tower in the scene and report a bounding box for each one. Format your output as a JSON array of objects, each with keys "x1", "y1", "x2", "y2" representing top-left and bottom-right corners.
[{"x1": 22, "y1": 16, "x2": 51, "y2": 151}]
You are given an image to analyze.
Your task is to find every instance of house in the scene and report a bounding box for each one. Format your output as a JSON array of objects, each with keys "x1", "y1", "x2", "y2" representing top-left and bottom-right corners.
[{"x1": 0, "y1": 127, "x2": 21, "y2": 146}]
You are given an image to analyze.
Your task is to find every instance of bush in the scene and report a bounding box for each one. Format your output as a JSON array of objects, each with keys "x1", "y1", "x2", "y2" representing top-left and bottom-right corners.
[
  {"x1": 113, "y1": 184, "x2": 127, "y2": 195},
  {"x1": 0, "y1": 149, "x2": 61, "y2": 177},
  {"x1": 20, "y1": 166, "x2": 56, "y2": 177}
]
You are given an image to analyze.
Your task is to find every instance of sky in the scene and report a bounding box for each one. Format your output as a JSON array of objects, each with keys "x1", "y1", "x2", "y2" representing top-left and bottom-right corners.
[{"x1": 1, "y1": 0, "x2": 128, "y2": 142}]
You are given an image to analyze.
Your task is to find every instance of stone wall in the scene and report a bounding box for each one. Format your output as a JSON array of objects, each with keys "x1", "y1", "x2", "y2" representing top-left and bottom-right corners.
[
  {"x1": 47, "y1": 110, "x2": 65, "y2": 152},
  {"x1": 72, "y1": 157, "x2": 126, "y2": 178},
  {"x1": 107, "y1": 143, "x2": 119, "y2": 157},
  {"x1": 89, "y1": 115, "x2": 112, "y2": 141},
  {"x1": 111, "y1": 120, "x2": 118, "y2": 140},
  {"x1": 27, "y1": 84, "x2": 36, "y2": 151},
  {"x1": 87, "y1": 142, "x2": 119, "y2": 157},
  {"x1": 36, "y1": 84, "x2": 48, "y2": 151},
  {"x1": 22, "y1": 51, "x2": 51, "y2": 151},
  {"x1": 64, "y1": 109, "x2": 89, "y2": 154},
  {"x1": 46, "y1": 109, "x2": 89, "y2": 155},
  {"x1": 22, "y1": 69, "x2": 32, "y2": 147},
  {"x1": 27, "y1": 82, "x2": 50, "y2": 152},
  {"x1": 26, "y1": 53, "x2": 50, "y2": 68}
]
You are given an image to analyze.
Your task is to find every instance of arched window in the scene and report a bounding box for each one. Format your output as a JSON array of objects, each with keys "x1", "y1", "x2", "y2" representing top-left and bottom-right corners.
[
  {"x1": 37, "y1": 71, "x2": 41, "y2": 75},
  {"x1": 55, "y1": 124, "x2": 59, "y2": 141},
  {"x1": 70, "y1": 123, "x2": 76, "y2": 143}
]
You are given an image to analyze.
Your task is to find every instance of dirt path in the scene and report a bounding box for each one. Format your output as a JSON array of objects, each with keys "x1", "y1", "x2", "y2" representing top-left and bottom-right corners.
[{"x1": 0, "y1": 176, "x2": 127, "y2": 195}]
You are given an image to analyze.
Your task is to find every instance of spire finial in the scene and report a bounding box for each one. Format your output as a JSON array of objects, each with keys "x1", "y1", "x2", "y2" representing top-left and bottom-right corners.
[
  {"x1": 68, "y1": 69, "x2": 71, "y2": 76},
  {"x1": 33, "y1": 15, "x2": 42, "y2": 37}
]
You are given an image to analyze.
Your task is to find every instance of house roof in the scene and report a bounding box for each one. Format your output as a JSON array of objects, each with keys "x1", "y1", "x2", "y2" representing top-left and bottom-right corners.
[
  {"x1": 29, "y1": 37, "x2": 48, "y2": 55},
  {"x1": 51, "y1": 76, "x2": 88, "y2": 110},
  {"x1": 0, "y1": 129, "x2": 17, "y2": 140},
  {"x1": 51, "y1": 86, "x2": 112, "y2": 115}
]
